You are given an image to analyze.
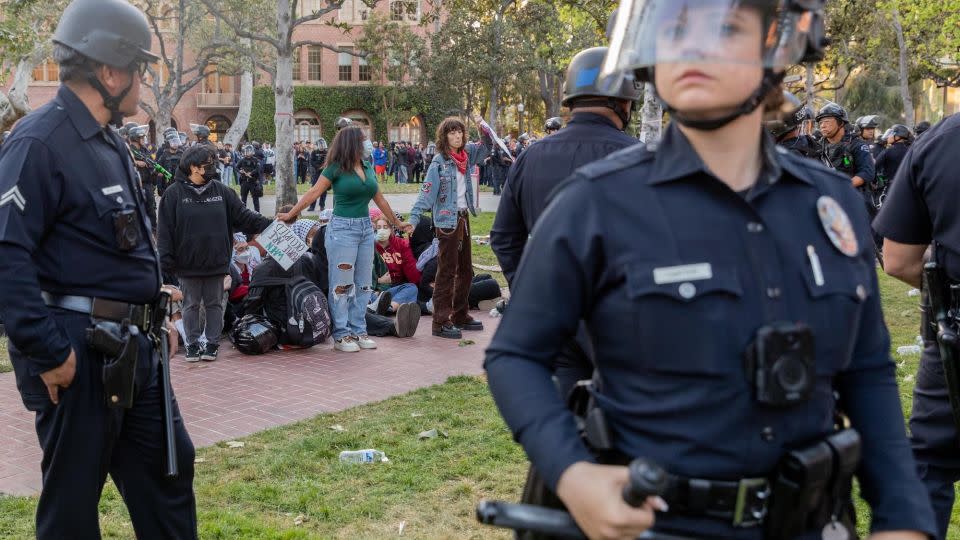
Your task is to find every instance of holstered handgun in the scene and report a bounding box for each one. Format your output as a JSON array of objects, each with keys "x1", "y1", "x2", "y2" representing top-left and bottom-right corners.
[
  {"x1": 922, "y1": 261, "x2": 960, "y2": 434},
  {"x1": 89, "y1": 319, "x2": 139, "y2": 408}
]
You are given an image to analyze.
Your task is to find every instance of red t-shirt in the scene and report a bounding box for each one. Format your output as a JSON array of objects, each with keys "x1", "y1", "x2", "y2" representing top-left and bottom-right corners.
[{"x1": 375, "y1": 236, "x2": 421, "y2": 286}]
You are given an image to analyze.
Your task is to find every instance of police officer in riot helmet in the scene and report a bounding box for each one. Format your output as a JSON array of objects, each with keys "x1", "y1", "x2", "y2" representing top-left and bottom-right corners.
[
  {"x1": 875, "y1": 113, "x2": 960, "y2": 540},
  {"x1": 0, "y1": 0, "x2": 197, "y2": 537},
  {"x1": 817, "y1": 103, "x2": 880, "y2": 247},
  {"x1": 156, "y1": 129, "x2": 183, "y2": 196},
  {"x1": 191, "y1": 123, "x2": 214, "y2": 148},
  {"x1": 544, "y1": 117, "x2": 562, "y2": 135},
  {"x1": 126, "y1": 124, "x2": 159, "y2": 231},
  {"x1": 763, "y1": 90, "x2": 817, "y2": 158},
  {"x1": 874, "y1": 124, "x2": 912, "y2": 191},
  {"x1": 856, "y1": 115, "x2": 883, "y2": 158},
  {"x1": 915, "y1": 120, "x2": 932, "y2": 138},
  {"x1": 485, "y1": 0, "x2": 935, "y2": 538}
]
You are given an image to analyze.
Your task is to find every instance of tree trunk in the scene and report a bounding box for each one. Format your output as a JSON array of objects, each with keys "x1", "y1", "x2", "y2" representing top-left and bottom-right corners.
[
  {"x1": 273, "y1": 0, "x2": 296, "y2": 207},
  {"x1": 891, "y1": 7, "x2": 915, "y2": 128},
  {"x1": 153, "y1": 105, "x2": 174, "y2": 145},
  {"x1": 225, "y1": 69, "x2": 254, "y2": 147},
  {"x1": 638, "y1": 83, "x2": 662, "y2": 143},
  {"x1": 805, "y1": 64, "x2": 815, "y2": 106},
  {"x1": 486, "y1": 80, "x2": 499, "y2": 131},
  {"x1": 537, "y1": 70, "x2": 560, "y2": 119},
  {"x1": 0, "y1": 57, "x2": 40, "y2": 130}
]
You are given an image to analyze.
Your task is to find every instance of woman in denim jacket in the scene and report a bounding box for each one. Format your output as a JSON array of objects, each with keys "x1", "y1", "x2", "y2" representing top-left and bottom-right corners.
[{"x1": 406, "y1": 114, "x2": 492, "y2": 339}]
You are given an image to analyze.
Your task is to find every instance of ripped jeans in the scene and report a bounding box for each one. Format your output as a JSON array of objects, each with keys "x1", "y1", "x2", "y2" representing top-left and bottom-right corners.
[{"x1": 325, "y1": 215, "x2": 375, "y2": 340}]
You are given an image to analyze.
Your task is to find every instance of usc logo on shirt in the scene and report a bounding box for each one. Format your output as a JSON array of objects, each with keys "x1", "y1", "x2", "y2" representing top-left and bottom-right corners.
[{"x1": 381, "y1": 251, "x2": 402, "y2": 265}]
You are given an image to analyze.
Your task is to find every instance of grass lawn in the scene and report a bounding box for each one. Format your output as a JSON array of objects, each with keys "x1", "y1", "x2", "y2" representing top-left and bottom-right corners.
[
  {"x1": 2, "y1": 248, "x2": 958, "y2": 537},
  {"x1": 0, "y1": 339, "x2": 9, "y2": 374},
  {"x1": 230, "y1": 179, "x2": 494, "y2": 197}
]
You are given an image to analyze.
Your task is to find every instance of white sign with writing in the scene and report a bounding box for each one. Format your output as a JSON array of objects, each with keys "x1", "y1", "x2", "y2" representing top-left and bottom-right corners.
[{"x1": 258, "y1": 221, "x2": 309, "y2": 270}]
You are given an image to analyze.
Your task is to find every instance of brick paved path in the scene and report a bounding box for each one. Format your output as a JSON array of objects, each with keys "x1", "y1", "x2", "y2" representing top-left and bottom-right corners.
[{"x1": 0, "y1": 314, "x2": 497, "y2": 496}]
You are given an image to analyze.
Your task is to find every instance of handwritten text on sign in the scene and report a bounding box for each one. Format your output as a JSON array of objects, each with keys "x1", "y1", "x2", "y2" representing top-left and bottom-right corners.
[{"x1": 259, "y1": 221, "x2": 309, "y2": 270}]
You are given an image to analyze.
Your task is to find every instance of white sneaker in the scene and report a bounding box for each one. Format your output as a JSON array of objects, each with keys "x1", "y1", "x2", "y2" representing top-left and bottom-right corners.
[
  {"x1": 334, "y1": 336, "x2": 360, "y2": 353},
  {"x1": 356, "y1": 334, "x2": 377, "y2": 349}
]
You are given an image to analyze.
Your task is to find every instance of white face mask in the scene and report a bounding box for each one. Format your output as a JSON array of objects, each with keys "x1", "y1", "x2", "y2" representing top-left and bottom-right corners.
[
  {"x1": 235, "y1": 250, "x2": 251, "y2": 264},
  {"x1": 363, "y1": 139, "x2": 374, "y2": 159},
  {"x1": 375, "y1": 228, "x2": 391, "y2": 242}
]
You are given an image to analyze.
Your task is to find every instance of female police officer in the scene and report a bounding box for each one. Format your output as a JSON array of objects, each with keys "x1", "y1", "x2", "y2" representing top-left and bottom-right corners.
[{"x1": 484, "y1": 1, "x2": 936, "y2": 539}]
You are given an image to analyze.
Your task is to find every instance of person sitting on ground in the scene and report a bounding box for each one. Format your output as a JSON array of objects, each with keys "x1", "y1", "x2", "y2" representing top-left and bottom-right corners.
[
  {"x1": 225, "y1": 234, "x2": 261, "y2": 330},
  {"x1": 370, "y1": 216, "x2": 421, "y2": 316}
]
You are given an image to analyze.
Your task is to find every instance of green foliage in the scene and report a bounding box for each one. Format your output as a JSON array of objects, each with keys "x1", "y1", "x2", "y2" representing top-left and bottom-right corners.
[{"x1": 247, "y1": 85, "x2": 459, "y2": 143}]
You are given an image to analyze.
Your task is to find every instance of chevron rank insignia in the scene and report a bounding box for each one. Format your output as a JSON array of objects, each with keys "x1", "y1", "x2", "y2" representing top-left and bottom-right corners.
[{"x1": 1, "y1": 186, "x2": 26, "y2": 213}]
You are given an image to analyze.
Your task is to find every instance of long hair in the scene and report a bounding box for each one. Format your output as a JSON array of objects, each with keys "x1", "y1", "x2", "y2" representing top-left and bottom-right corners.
[
  {"x1": 435, "y1": 117, "x2": 466, "y2": 158},
  {"x1": 325, "y1": 126, "x2": 365, "y2": 171}
]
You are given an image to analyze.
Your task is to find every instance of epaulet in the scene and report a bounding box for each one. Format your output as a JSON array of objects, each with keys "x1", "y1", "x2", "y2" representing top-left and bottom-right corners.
[{"x1": 572, "y1": 142, "x2": 656, "y2": 184}]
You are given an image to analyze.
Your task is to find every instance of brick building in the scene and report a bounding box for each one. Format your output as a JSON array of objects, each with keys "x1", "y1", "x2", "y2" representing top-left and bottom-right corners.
[{"x1": 9, "y1": 0, "x2": 434, "y2": 145}]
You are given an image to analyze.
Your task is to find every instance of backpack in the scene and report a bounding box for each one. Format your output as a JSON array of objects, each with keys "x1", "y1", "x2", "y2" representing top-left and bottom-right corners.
[{"x1": 282, "y1": 276, "x2": 331, "y2": 347}]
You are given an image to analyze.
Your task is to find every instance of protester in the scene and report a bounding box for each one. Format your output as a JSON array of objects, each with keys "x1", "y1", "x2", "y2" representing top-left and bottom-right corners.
[
  {"x1": 277, "y1": 126, "x2": 409, "y2": 353},
  {"x1": 373, "y1": 141, "x2": 388, "y2": 182},
  {"x1": 158, "y1": 145, "x2": 272, "y2": 362},
  {"x1": 371, "y1": 216, "x2": 421, "y2": 314},
  {"x1": 408, "y1": 114, "x2": 491, "y2": 339}
]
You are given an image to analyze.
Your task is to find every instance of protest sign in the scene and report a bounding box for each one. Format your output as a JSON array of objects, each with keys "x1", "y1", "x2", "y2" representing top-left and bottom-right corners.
[{"x1": 257, "y1": 221, "x2": 309, "y2": 270}]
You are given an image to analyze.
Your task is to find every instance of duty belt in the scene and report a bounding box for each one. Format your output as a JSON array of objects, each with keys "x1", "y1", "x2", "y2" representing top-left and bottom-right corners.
[{"x1": 41, "y1": 292, "x2": 154, "y2": 331}]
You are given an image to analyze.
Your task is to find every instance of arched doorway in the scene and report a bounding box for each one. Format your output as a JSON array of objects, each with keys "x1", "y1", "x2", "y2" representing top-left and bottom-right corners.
[
  {"x1": 205, "y1": 115, "x2": 232, "y2": 143},
  {"x1": 294, "y1": 109, "x2": 322, "y2": 143},
  {"x1": 389, "y1": 115, "x2": 424, "y2": 145},
  {"x1": 342, "y1": 109, "x2": 374, "y2": 140}
]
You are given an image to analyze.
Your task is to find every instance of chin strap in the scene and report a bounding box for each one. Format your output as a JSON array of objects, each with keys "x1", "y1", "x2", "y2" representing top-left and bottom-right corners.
[
  {"x1": 570, "y1": 97, "x2": 632, "y2": 131},
  {"x1": 659, "y1": 70, "x2": 786, "y2": 131},
  {"x1": 86, "y1": 72, "x2": 133, "y2": 127}
]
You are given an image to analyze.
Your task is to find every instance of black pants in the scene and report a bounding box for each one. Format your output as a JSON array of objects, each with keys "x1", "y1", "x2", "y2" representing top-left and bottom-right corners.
[
  {"x1": 241, "y1": 182, "x2": 260, "y2": 213},
  {"x1": 412, "y1": 163, "x2": 424, "y2": 183},
  {"x1": 364, "y1": 312, "x2": 397, "y2": 337},
  {"x1": 308, "y1": 169, "x2": 326, "y2": 211},
  {"x1": 142, "y1": 182, "x2": 158, "y2": 232},
  {"x1": 9, "y1": 309, "x2": 197, "y2": 539},
  {"x1": 911, "y1": 344, "x2": 960, "y2": 540},
  {"x1": 297, "y1": 163, "x2": 308, "y2": 184}
]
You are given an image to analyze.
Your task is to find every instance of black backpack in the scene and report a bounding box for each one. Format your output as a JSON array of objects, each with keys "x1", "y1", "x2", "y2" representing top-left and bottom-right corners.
[{"x1": 244, "y1": 259, "x2": 331, "y2": 348}]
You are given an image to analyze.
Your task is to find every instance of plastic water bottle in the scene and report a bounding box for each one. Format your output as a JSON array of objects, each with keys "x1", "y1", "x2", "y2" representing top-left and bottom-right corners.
[
  {"x1": 897, "y1": 345, "x2": 922, "y2": 356},
  {"x1": 338, "y1": 449, "x2": 388, "y2": 464}
]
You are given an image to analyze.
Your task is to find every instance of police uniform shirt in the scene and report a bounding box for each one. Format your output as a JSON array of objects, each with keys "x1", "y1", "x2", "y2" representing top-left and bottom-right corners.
[
  {"x1": 874, "y1": 141, "x2": 910, "y2": 185},
  {"x1": 491, "y1": 112, "x2": 639, "y2": 285},
  {"x1": 0, "y1": 86, "x2": 160, "y2": 372},
  {"x1": 875, "y1": 115, "x2": 960, "y2": 279},
  {"x1": 485, "y1": 124, "x2": 936, "y2": 537},
  {"x1": 821, "y1": 131, "x2": 875, "y2": 184}
]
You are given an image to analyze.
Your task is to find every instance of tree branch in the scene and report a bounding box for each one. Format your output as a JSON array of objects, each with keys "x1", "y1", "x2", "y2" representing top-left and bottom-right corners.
[
  {"x1": 291, "y1": 39, "x2": 360, "y2": 55},
  {"x1": 197, "y1": 0, "x2": 280, "y2": 49},
  {"x1": 292, "y1": 0, "x2": 344, "y2": 28}
]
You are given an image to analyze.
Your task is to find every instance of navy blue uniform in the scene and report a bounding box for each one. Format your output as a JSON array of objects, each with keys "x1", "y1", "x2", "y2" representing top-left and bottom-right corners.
[
  {"x1": 485, "y1": 124, "x2": 936, "y2": 538},
  {"x1": 874, "y1": 114, "x2": 960, "y2": 540},
  {"x1": 490, "y1": 113, "x2": 639, "y2": 285},
  {"x1": 777, "y1": 133, "x2": 818, "y2": 159},
  {"x1": 0, "y1": 86, "x2": 196, "y2": 538},
  {"x1": 875, "y1": 141, "x2": 910, "y2": 188}
]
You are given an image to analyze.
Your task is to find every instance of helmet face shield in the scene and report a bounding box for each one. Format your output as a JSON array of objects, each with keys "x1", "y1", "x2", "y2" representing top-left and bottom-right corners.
[{"x1": 601, "y1": 0, "x2": 814, "y2": 85}]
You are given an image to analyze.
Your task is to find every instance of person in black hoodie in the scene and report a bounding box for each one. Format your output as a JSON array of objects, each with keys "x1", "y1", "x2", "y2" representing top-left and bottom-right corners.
[{"x1": 158, "y1": 145, "x2": 273, "y2": 362}]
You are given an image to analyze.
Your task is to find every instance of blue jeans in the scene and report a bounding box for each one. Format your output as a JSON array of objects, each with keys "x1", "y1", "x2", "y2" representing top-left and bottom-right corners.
[
  {"x1": 396, "y1": 165, "x2": 408, "y2": 184},
  {"x1": 326, "y1": 216, "x2": 375, "y2": 340},
  {"x1": 371, "y1": 283, "x2": 418, "y2": 305}
]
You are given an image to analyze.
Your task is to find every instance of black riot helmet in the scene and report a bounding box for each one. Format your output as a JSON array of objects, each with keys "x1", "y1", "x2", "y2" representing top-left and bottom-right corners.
[
  {"x1": 888, "y1": 124, "x2": 913, "y2": 143},
  {"x1": 856, "y1": 115, "x2": 880, "y2": 130},
  {"x1": 127, "y1": 124, "x2": 148, "y2": 141},
  {"x1": 544, "y1": 117, "x2": 562, "y2": 134},
  {"x1": 52, "y1": 0, "x2": 159, "y2": 127},
  {"x1": 190, "y1": 123, "x2": 211, "y2": 140},
  {"x1": 763, "y1": 91, "x2": 809, "y2": 140},
  {"x1": 242, "y1": 144, "x2": 254, "y2": 156},
  {"x1": 915, "y1": 121, "x2": 931, "y2": 137},
  {"x1": 601, "y1": 0, "x2": 829, "y2": 131},
  {"x1": 815, "y1": 103, "x2": 848, "y2": 125},
  {"x1": 120, "y1": 121, "x2": 138, "y2": 139},
  {"x1": 562, "y1": 46, "x2": 642, "y2": 129}
]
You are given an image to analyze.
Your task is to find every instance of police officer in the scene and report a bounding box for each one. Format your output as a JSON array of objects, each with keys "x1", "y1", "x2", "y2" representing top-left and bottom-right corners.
[
  {"x1": 0, "y1": 129, "x2": 9, "y2": 151},
  {"x1": 156, "y1": 129, "x2": 183, "y2": 197},
  {"x1": 817, "y1": 103, "x2": 880, "y2": 254},
  {"x1": 191, "y1": 123, "x2": 214, "y2": 148},
  {"x1": 874, "y1": 114, "x2": 960, "y2": 540},
  {"x1": 0, "y1": 0, "x2": 196, "y2": 537},
  {"x1": 236, "y1": 143, "x2": 264, "y2": 212},
  {"x1": 127, "y1": 123, "x2": 159, "y2": 231},
  {"x1": 544, "y1": 117, "x2": 562, "y2": 136},
  {"x1": 764, "y1": 91, "x2": 817, "y2": 158},
  {"x1": 484, "y1": 0, "x2": 936, "y2": 538},
  {"x1": 874, "y1": 124, "x2": 912, "y2": 193},
  {"x1": 915, "y1": 120, "x2": 932, "y2": 138},
  {"x1": 308, "y1": 138, "x2": 328, "y2": 212},
  {"x1": 856, "y1": 115, "x2": 883, "y2": 158}
]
